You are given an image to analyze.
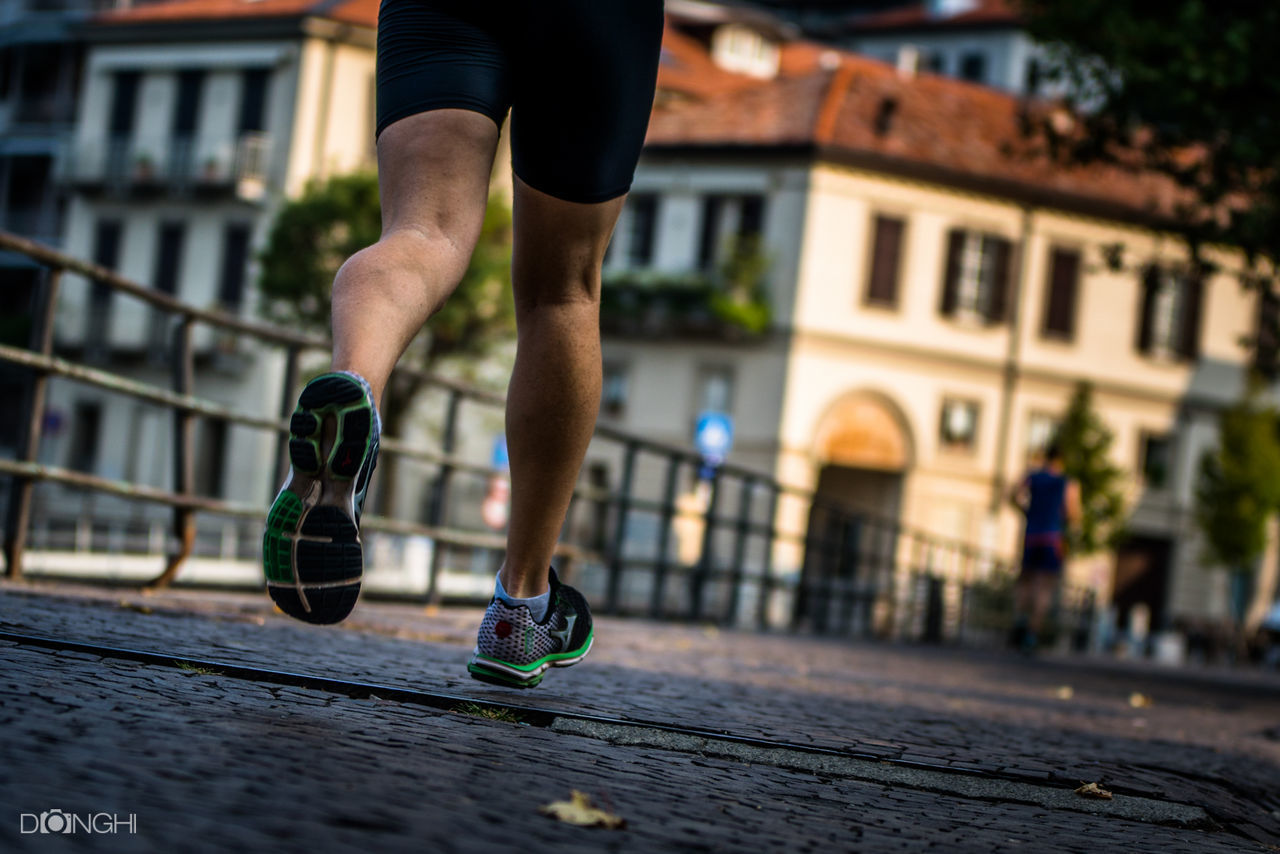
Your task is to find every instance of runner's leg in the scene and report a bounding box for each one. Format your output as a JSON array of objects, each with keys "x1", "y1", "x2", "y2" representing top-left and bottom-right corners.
[
  {"x1": 498, "y1": 178, "x2": 624, "y2": 598},
  {"x1": 330, "y1": 109, "x2": 500, "y2": 405}
]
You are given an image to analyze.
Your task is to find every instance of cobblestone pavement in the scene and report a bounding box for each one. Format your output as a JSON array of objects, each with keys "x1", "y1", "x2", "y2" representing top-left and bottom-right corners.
[{"x1": 1, "y1": 579, "x2": 1278, "y2": 852}]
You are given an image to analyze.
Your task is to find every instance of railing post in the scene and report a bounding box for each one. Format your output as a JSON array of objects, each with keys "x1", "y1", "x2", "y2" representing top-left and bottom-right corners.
[
  {"x1": 648, "y1": 452, "x2": 682, "y2": 618},
  {"x1": 724, "y1": 475, "x2": 754, "y2": 626},
  {"x1": 4, "y1": 268, "x2": 60, "y2": 579},
  {"x1": 272, "y1": 344, "x2": 300, "y2": 494},
  {"x1": 689, "y1": 468, "x2": 720, "y2": 622},
  {"x1": 425, "y1": 387, "x2": 461, "y2": 604},
  {"x1": 148, "y1": 317, "x2": 195, "y2": 589},
  {"x1": 604, "y1": 439, "x2": 638, "y2": 614},
  {"x1": 756, "y1": 484, "x2": 779, "y2": 631}
]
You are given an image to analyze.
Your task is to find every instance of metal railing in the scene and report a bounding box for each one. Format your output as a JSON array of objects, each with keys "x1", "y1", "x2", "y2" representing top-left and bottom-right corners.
[
  {"x1": 0, "y1": 229, "x2": 1068, "y2": 643},
  {"x1": 64, "y1": 133, "x2": 270, "y2": 201}
]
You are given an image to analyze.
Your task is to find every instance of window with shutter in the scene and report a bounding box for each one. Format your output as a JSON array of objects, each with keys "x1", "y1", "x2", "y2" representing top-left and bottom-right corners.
[
  {"x1": 940, "y1": 229, "x2": 964, "y2": 316},
  {"x1": 1137, "y1": 266, "x2": 1202, "y2": 361},
  {"x1": 1256, "y1": 289, "x2": 1280, "y2": 378},
  {"x1": 865, "y1": 215, "x2": 904, "y2": 308},
  {"x1": 940, "y1": 229, "x2": 1012, "y2": 324},
  {"x1": 1041, "y1": 247, "x2": 1080, "y2": 341},
  {"x1": 626, "y1": 194, "x2": 659, "y2": 267}
]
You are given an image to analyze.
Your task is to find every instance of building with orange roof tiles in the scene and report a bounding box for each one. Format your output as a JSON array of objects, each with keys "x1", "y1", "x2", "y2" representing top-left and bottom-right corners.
[{"x1": 591, "y1": 5, "x2": 1277, "y2": 640}]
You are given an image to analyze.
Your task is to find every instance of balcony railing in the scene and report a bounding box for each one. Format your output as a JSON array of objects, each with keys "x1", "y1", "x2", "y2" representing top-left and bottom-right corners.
[{"x1": 65, "y1": 132, "x2": 271, "y2": 201}]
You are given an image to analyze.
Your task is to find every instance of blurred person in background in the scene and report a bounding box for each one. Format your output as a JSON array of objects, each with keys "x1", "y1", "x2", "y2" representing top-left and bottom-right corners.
[{"x1": 1009, "y1": 441, "x2": 1081, "y2": 654}]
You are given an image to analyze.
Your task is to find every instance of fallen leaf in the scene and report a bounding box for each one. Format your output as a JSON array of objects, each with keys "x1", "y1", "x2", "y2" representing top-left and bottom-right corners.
[
  {"x1": 1054, "y1": 685, "x2": 1074, "y2": 700},
  {"x1": 539, "y1": 791, "x2": 626, "y2": 830},
  {"x1": 1075, "y1": 782, "x2": 1113, "y2": 800},
  {"x1": 1128, "y1": 692, "x2": 1152, "y2": 708}
]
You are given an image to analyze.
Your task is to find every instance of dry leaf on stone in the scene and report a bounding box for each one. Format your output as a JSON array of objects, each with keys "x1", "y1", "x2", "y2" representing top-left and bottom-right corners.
[
  {"x1": 539, "y1": 791, "x2": 626, "y2": 829},
  {"x1": 1128, "y1": 692, "x2": 1152, "y2": 708},
  {"x1": 1075, "y1": 782, "x2": 1113, "y2": 800},
  {"x1": 1054, "y1": 685, "x2": 1074, "y2": 700}
]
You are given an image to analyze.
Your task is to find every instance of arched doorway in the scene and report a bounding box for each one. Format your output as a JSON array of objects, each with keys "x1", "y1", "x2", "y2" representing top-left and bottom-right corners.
[{"x1": 797, "y1": 391, "x2": 914, "y2": 632}]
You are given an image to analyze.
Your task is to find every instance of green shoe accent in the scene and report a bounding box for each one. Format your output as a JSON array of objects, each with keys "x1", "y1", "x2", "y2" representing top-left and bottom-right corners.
[
  {"x1": 466, "y1": 661, "x2": 545, "y2": 689},
  {"x1": 262, "y1": 490, "x2": 304, "y2": 584}
]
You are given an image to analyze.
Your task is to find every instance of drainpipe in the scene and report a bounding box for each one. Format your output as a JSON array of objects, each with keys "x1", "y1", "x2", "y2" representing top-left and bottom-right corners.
[{"x1": 990, "y1": 204, "x2": 1034, "y2": 513}]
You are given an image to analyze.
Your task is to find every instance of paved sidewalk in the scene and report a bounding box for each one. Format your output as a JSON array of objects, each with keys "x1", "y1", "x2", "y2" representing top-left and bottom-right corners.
[{"x1": 1, "y1": 578, "x2": 1278, "y2": 852}]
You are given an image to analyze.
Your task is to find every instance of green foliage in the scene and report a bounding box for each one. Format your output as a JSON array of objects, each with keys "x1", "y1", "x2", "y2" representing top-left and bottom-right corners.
[
  {"x1": 601, "y1": 235, "x2": 772, "y2": 337},
  {"x1": 1055, "y1": 382, "x2": 1126, "y2": 554},
  {"x1": 710, "y1": 235, "x2": 773, "y2": 335},
  {"x1": 1195, "y1": 391, "x2": 1280, "y2": 574},
  {"x1": 1016, "y1": 1, "x2": 1280, "y2": 336},
  {"x1": 258, "y1": 172, "x2": 383, "y2": 330}
]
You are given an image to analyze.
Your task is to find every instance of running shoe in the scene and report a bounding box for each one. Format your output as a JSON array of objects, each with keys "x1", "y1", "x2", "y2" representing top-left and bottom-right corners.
[
  {"x1": 262, "y1": 372, "x2": 379, "y2": 624},
  {"x1": 467, "y1": 568, "x2": 594, "y2": 688}
]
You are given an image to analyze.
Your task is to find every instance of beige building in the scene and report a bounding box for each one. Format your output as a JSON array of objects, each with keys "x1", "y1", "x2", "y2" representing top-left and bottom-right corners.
[
  {"x1": 44, "y1": 0, "x2": 383, "y2": 538},
  {"x1": 593, "y1": 12, "x2": 1277, "y2": 632}
]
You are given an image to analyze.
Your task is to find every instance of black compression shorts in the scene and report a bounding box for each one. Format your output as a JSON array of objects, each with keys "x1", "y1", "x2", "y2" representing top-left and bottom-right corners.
[{"x1": 375, "y1": 0, "x2": 665, "y2": 204}]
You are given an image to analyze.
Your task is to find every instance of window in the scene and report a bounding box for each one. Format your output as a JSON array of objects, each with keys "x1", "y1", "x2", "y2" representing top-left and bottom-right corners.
[
  {"x1": 698, "y1": 194, "x2": 766, "y2": 271},
  {"x1": 601, "y1": 363, "x2": 629, "y2": 418},
  {"x1": 738, "y1": 195, "x2": 765, "y2": 239},
  {"x1": 698, "y1": 195, "x2": 724, "y2": 271},
  {"x1": 939, "y1": 398, "x2": 980, "y2": 452},
  {"x1": 85, "y1": 219, "x2": 123, "y2": 359},
  {"x1": 959, "y1": 53, "x2": 987, "y2": 84},
  {"x1": 1024, "y1": 58, "x2": 1043, "y2": 95},
  {"x1": 195, "y1": 417, "x2": 229, "y2": 498},
  {"x1": 940, "y1": 229, "x2": 1013, "y2": 324},
  {"x1": 1136, "y1": 266, "x2": 1203, "y2": 361},
  {"x1": 1026, "y1": 411, "x2": 1060, "y2": 459},
  {"x1": 153, "y1": 221, "x2": 185, "y2": 296},
  {"x1": 1140, "y1": 433, "x2": 1172, "y2": 491},
  {"x1": 924, "y1": 51, "x2": 946, "y2": 73},
  {"x1": 1041, "y1": 246, "x2": 1081, "y2": 341},
  {"x1": 238, "y1": 68, "x2": 270, "y2": 134},
  {"x1": 696, "y1": 366, "x2": 734, "y2": 416},
  {"x1": 626, "y1": 194, "x2": 658, "y2": 267},
  {"x1": 865, "y1": 214, "x2": 905, "y2": 308},
  {"x1": 218, "y1": 223, "x2": 252, "y2": 311},
  {"x1": 107, "y1": 71, "x2": 140, "y2": 137},
  {"x1": 149, "y1": 221, "x2": 186, "y2": 358},
  {"x1": 68, "y1": 401, "x2": 102, "y2": 474},
  {"x1": 172, "y1": 69, "x2": 204, "y2": 137}
]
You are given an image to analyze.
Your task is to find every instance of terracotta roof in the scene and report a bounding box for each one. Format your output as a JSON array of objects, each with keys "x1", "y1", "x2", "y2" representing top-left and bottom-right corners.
[
  {"x1": 648, "y1": 50, "x2": 1184, "y2": 221},
  {"x1": 95, "y1": 0, "x2": 378, "y2": 27},
  {"x1": 844, "y1": 0, "x2": 1021, "y2": 33}
]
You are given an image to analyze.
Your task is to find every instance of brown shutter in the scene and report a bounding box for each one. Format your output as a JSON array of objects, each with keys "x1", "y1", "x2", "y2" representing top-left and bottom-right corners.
[
  {"x1": 1136, "y1": 265, "x2": 1159, "y2": 354},
  {"x1": 865, "y1": 215, "x2": 904, "y2": 307},
  {"x1": 1179, "y1": 273, "x2": 1205, "y2": 361},
  {"x1": 986, "y1": 236, "x2": 1013, "y2": 324},
  {"x1": 940, "y1": 229, "x2": 964, "y2": 316},
  {"x1": 1041, "y1": 247, "x2": 1080, "y2": 340},
  {"x1": 1256, "y1": 289, "x2": 1280, "y2": 379}
]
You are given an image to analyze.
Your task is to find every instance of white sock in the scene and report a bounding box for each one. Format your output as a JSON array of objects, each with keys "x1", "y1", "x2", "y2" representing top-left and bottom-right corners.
[
  {"x1": 494, "y1": 571, "x2": 550, "y2": 622},
  {"x1": 335, "y1": 370, "x2": 382, "y2": 436}
]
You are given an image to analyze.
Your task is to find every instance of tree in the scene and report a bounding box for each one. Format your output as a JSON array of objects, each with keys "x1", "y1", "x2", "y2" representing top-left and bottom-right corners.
[
  {"x1": 1055, "y1": 381, "x2": 1126, "y2": 555},
  {"x1": 1017, "y1": 1, "x2": 1280, "y2": 360},
  {"x1": 1195, "y1": 390, "x2": 1280, "y2": 619},
  {"x1": 258, "y1": 172, "x2": 516, "y2": 515}
]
